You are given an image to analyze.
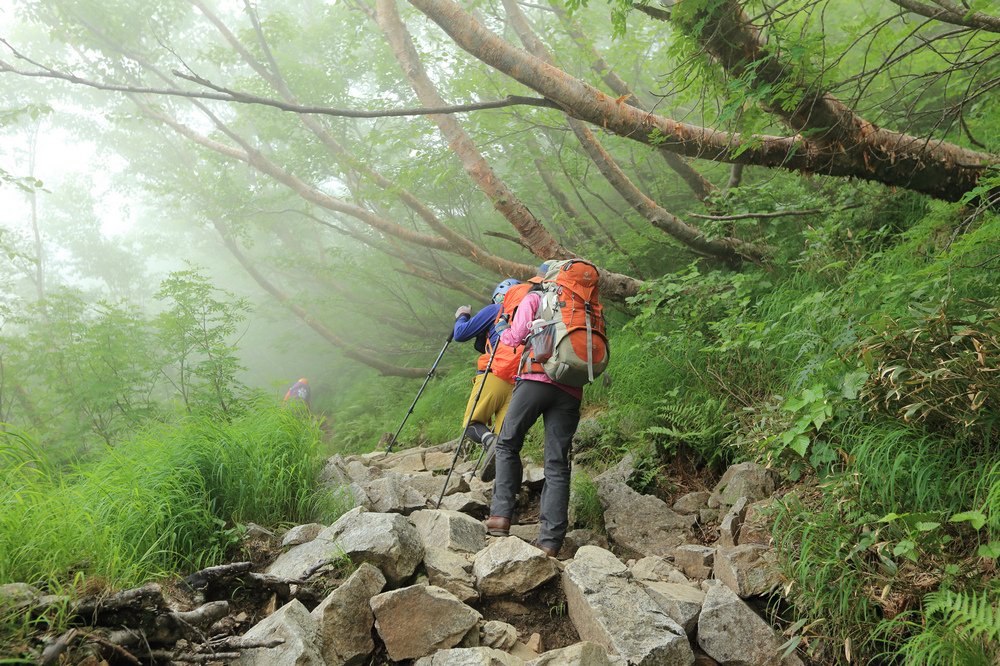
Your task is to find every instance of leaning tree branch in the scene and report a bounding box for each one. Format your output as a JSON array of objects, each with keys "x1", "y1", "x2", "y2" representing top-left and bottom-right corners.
[
  {"x1": 211, "y1": 217, "x2": 431, "y2": 378},
  {"x1": 660, "y1": 0, "x2": 998, "y2": 199},
  {"x1": 191, "y1": 0, "x2": 531, "y2": 276},
  {"x1": 406, "y1": 0, "x2": 996, "y2": 203},
  {"x1": 888, "y1": 0, "x2": 1000, "y2": 32},
  {"x1": 484, "y1": 230, "x2": 533, "y2": 250},
  {"x1": 552, "y1": 1, "x2": 720, "y2": 203}
]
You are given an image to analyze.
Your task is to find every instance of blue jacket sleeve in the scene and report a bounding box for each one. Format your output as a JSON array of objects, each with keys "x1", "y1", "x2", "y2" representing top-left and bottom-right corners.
[{"x1": 453, "y1": 303, "x2": 501, "y2": 352}]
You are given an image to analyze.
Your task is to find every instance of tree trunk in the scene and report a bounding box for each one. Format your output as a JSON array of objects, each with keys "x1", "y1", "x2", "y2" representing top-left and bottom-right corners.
[
  {"x1": 374, "y1": 0, "x2": 571, "y2": 262},
  {"x1": 376, "y1": 0, "x2": 645, "y2": 301}
]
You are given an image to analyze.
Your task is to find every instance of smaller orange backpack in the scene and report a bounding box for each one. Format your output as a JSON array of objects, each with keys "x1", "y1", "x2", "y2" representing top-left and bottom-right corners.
[{"x1": 477, "y1": 282, "x2": 535, "y2": 383}]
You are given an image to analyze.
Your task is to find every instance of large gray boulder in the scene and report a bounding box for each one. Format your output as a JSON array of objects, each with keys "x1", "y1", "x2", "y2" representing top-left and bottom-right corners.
[
  {"x1": 347, "y1": 460, "x2": 379, "y2": 483},
  {"x1": 266, "y1": 507, "x2": 424, "y2": 586},
  {"x1": 318, "y1": 455, "x2": 352, "y2": 488},
  {"x1": 718, "y1": 498, "x2": 750, "y2": 548},
  {"x1": 595, "y1": 481, "x2": 695, "y2": 558},
  {"x1": 640, "y1": 581, "x2": 705, "y2": 636},
  {"x1": 282, "y1": 523, "x2": 326, "y2": 548},
  {"x1": 414, "y1": 647, "x2": 526, "y2": 666},
  {"x1": 528, "y1": 642, "x2": 614, "y2": 666},
  {"x1": 739, "y1": 500, "x2": 777, "y2": 546},
  {"x1": 371, "y1": 585, "x2": 482, "y2": 661},
  {"x1": 481, "y1": 621, "x2": 518, "y2": 651},
  {"x1": 628, "y1": 557, "x2": 681, "y2": 583},
  {"x1": 361, "y1": 475, "x2": 428, "y2": 514},
  {"x1": 673, "y1": 545, "x2": 715, "y2": 580},
  {"x1": 411, "y1": 509, "x2": 487, "y2": 554},
  {"x1": 561, "y1": 546, "x2": 694, "y2": 666},
  {"x1": 473, "y1": 537, "x2": 560, "y2": 597},
  {"x1": 440, "y1": 491, "x2": 491, "y2": 514},
  {"x1": 714, "y1": 545, "x2": 781, "y2": 599},
  {"x1": 311, "y1": 563, "x2": 386, "y2": 666},
  {"x1": 369, "y1": 448, "x2": 426, "y2": 473},
  {"x1": 235, "y1": 600, "x2": 323, "y2": 666},
  {"x1": 708, "y1": 463, "x2": 780, "y2": 511},
  {"x1": 425, "y1": 546, "x2": 479, "y2": 603},
  {"x1": 698, "y1": 583, "x2": 802, "y2": 666},
  {"x1": 671, "y1": 492, "x2": 710, "y2": 516},
  {"x1": 405, "y1": 473, "x2": 470, "y2": 502}
]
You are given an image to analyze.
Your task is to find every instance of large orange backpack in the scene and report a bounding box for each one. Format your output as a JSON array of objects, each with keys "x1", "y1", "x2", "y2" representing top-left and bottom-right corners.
[
  {"x1": 519, "y1": 260, "x2": 609, "y2": 387},
  {"x1": 476, "y1": 282, "x2": 534, "y2": 383}
]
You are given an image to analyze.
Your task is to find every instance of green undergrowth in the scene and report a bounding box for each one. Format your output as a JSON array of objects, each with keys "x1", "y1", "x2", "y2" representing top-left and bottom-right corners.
[{"x1": 0, "y1": 399, "x2": 330, "y2": 590}]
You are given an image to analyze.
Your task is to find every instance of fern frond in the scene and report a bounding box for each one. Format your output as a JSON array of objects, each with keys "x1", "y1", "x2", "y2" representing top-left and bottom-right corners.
[{"x1": 924, "y1": 589, "x2": 1000, "y2": 643}]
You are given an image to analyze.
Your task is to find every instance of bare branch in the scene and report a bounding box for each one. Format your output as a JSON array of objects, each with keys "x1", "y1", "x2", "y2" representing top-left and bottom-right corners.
[
  {"x1": 0, "y1": 41, "x2": 560, "y2": 118},
  {"x1": 890, "y1": 0, "x2": 1000, "y2": 32}
]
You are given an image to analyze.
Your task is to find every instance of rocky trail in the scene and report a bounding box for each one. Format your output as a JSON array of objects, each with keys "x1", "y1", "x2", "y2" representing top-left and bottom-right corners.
[{"x1": 5, "y1": 439, "x2": 806, "y2": 666}]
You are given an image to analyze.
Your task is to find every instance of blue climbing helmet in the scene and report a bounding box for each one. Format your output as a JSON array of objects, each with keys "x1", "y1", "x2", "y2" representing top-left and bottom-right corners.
[{"x1": 492, "y1": 278, "x2": 521, "y2": 304}]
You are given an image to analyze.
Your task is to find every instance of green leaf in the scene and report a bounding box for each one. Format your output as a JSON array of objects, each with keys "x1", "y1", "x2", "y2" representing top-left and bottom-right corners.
[
  {"x1": 789, "y1": 434, "x2": 810, "y2": 457},
  {"x1": 950, "y1": 511, "x2": 987, "y2": 530},
  {"x1": 779, "y1": 636, "x2": 801, "y2": 659},
  {"x1": 841, "y1": 370, "x2": 868, "y2": 400},
  {"x1": 978, "y1": 541, "x2": 1000, "y2": 559}
]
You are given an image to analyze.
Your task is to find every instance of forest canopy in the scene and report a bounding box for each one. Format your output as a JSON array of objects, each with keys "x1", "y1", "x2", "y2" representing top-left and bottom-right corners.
[{"x1": 3, "y1": 0, "x2": 998, "y2": 379}]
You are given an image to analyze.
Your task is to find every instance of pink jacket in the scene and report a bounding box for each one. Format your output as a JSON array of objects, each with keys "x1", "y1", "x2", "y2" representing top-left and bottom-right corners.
[{"x1": 499, "y1": 291, "x2": 583, "y2": 401}]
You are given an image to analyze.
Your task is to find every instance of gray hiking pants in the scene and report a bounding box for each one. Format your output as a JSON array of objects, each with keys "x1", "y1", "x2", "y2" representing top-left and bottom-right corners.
[{"x1": 490, "y1": 379, "x2": 581, "y2": 552}]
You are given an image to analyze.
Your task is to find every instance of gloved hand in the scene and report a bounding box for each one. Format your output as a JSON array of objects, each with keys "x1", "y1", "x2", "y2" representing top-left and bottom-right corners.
[
  {"x1": 494, "y1": 313, "x2": 511, "y2": 333},
  {"x1": 454, "y1": 305, "x2": 472, "y2": 320}
]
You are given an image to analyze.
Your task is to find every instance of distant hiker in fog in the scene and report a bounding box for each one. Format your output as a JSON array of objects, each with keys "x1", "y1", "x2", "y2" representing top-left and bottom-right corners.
[{"x1": 283, "y1": 378, "x2": 311, "y2": 411}]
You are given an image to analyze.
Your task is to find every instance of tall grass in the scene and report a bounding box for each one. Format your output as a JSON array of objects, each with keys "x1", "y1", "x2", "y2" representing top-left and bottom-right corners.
[
  {"x1": 840, "y1": 423, "x2": 985, "y2": 519},
  {"x1": 0, "y1": 399, "x2": 326, "y2": 589}
]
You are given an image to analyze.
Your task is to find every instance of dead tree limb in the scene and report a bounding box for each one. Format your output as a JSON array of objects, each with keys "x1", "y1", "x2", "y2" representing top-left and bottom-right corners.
[
  {"x1": 181, "y1": 562, "x2": 254, "y2": 591},
  {"x1": 39, "y1": 629, "x2": 78, "y2": 666}
]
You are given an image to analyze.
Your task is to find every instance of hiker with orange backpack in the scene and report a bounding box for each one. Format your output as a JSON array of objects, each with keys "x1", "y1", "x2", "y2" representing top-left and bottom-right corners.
[
  {"x1": 453, "y1": 272, "x2": 545, "y2": 478},
  {"x1": 483, "y1": 260, "x2": 609, "y2": 557}
]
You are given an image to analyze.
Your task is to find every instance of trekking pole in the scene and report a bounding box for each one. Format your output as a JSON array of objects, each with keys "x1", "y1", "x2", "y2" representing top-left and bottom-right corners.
[
  {"x1": 383, "y1": 332, "x2": 453, "y2": 457},
  {"x1": 436, "y1": 334, "x2": 502, "y2": 508}
]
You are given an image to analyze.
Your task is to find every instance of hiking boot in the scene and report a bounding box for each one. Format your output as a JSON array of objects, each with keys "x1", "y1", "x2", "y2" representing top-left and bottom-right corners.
[
  {"x1": 479, "y1": 433, "x2": 498, "y2": 482},
  {"x1": 530, "y1": 539, "x2": 558, "y2": 557},
  {"x1": 484, "y1": 516, "x2": 510, "y2": 536}
]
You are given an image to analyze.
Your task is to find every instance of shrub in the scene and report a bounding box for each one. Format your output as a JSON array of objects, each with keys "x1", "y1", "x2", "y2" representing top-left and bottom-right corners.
[{"x1": 860, "y1": 299, "x2": 1000, "y2": 445}]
